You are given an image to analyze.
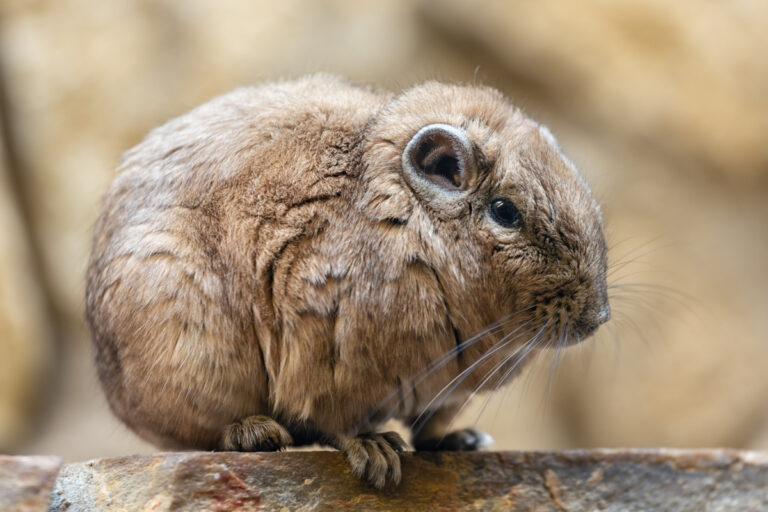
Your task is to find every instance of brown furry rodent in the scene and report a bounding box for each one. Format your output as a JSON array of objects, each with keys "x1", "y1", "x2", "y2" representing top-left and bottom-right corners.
[{"x1": 86, "y1": 75, "x2": 609, "y2": 488}]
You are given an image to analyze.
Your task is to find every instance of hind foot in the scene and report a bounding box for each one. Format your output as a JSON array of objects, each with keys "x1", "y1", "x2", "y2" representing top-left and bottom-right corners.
[{"x1": 220, "y1": 414, "x2": 293, "y2": 451}]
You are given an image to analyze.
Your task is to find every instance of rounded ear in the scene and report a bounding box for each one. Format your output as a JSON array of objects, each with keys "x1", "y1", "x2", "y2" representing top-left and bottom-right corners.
[{"x1": 402, "y1": 124, "x2": 476, "y2": 193}]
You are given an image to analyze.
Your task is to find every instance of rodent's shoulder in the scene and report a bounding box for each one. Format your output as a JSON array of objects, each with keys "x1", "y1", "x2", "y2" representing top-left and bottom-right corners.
[{"x1": 367, "y1": 81, "x2": 517, "y2": 146}]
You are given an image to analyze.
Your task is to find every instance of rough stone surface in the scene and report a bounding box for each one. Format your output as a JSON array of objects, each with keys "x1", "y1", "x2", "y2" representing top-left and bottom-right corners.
[
  {"x1": 0, "y1": 455, "x2": 61, "y2": 512},
  {"x1": 46, "y1": 450, "x2": 768, "y2": 511}
]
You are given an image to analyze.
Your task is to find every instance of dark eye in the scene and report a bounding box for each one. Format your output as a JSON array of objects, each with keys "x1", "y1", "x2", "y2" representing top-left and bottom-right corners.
[{"x1": 489, "y1": 198, "x2": 522, "y2": 228}]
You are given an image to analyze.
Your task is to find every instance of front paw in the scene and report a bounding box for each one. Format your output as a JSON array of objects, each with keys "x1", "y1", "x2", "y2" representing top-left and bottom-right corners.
[
  {"x1": 413, "y1": 427, "x2": 493, "y2": 451},
  {"x1": 337, "y1": 431, "x2": 407, "y2": 489},
  {"x1": 220, "y1": 415, "x2": 293, "y2": 451}
]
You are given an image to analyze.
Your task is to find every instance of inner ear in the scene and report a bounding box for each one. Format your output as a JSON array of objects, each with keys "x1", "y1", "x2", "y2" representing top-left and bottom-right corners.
[{"x1": 403, "y1": 124, "x2": 475, "y2": 192}]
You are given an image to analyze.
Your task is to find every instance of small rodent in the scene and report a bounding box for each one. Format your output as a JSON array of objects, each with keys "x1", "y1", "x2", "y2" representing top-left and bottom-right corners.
[{"x1": 86, "y1": 75, "x2": 609, "y2": 488}]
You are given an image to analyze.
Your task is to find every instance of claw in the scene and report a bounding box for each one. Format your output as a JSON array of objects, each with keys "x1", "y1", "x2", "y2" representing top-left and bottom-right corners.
[{"x1": 335, "y1": 431, "x2": 406, "y2": 489}]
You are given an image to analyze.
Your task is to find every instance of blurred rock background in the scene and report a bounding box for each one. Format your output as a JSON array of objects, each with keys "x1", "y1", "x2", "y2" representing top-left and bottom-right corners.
[{"x1": 0, "y1": 0, "x2": 766, "y2": 460}]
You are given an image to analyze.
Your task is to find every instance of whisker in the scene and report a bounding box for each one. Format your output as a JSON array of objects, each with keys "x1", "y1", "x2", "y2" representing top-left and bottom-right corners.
[
  {"x1": 605, "y1": 235, "x2": 677, "y2": 285},
  {"x1": 464, "y1": 321, "x2": 552, "y2": 432},
  {"x1": 608, "y1": 234, "x2": 670, "y2": 265},
  {"x1": 609, "y1": 291, "x2": 675, "y2": 313},
  {"x1": 361, "y1": 307, "x2": 535, "y2": 428},
  {"x1": 546, "y1": 322, "x2": 568, "y2": 396},
  {"x1": 609, "y1": 309, "x2": 656, "y2": 351},
  {"x1": 428, "y1": 320, "x2": 550, "y2": 440},
  {"x1": 458, "y1": 335, "x2": 543, "y2": 432},
  {"x1": 607, "y1": 260, "x2": 656, "y2": 279},
  {"x1": 609, "y1": 282, "x2": 696, "y2": 302},
  {"x1": 609, "y1": 287, "x2": 698, "y2": 326},
  {"x1": 610, "y1": 242, "x2": 675, "y2": 269},
  {"x1": 409, "y1": 319, "x2": 537, "y2": 436},
  {"x1": 607, "y1": 235, "x2": 639, "y2": 253}
]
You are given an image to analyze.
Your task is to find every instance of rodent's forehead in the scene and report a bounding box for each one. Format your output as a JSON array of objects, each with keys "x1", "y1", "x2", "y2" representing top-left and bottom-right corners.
[
  {"x1": 484, "y1": 121, "x2": 601, "y2": 230},
  {"x1": 369, "y1": 82, "x2": 522, "y2": 146},
  {"x1": 484, "y1": 121, "x2": 563, "y2": 189}
]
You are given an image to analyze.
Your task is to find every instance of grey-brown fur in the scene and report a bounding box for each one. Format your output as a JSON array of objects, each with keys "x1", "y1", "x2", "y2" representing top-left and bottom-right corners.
[{"x1": 86, "y1": 75, "x2": 609, "y2": 488}]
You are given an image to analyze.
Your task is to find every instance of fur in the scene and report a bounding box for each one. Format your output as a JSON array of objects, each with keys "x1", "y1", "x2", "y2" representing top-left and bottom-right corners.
[{"x1": 86, "y1": 75, "x2": 609, "y2": 486}]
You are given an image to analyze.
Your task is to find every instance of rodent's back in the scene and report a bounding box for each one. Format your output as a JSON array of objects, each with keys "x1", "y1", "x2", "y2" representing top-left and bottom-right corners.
[{"x1": 86, "y1": 76, "x2": 385, "y2": 447}]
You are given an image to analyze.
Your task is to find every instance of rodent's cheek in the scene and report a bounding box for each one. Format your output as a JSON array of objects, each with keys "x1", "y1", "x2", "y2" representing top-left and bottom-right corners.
[{"x1": 483, "y1": 219, "x2": 525, "y2": 246}]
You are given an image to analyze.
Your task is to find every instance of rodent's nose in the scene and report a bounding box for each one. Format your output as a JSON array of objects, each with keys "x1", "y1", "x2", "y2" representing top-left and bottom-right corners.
[
  {"x1": 596, "y1": 304, "x2": 611, "y2": 325},
  {"x1": 571, "y1": 295, "x2": 610, "y2": 340}
]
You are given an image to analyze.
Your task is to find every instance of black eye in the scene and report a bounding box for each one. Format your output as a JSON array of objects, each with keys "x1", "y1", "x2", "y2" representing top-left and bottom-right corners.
[{"x1": 489, "y1": 198, "x2": 522, "y2": 228}]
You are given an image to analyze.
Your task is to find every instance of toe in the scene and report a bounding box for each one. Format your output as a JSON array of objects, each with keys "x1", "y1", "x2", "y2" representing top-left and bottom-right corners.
[
  {"x1": 363, "y1": 439, "x2": 388, "y2": 489},
  {"x1": 221, "y1": 422, "x2": 243, "y2": 451},
  {"x1": 380, "y1": 431, "x2": 408, "y2": 452},
  {"x1": 335, "y1": 432, "x2": 405, "y2": 489},
  {"x1": 376, "y1": 435, "x2": 402, "y2": 485},
  {"x1": 267, "y1": 420, "x2": 293, "y2": 449},
  {"x1": 343, "y1": 438, "x2": 369, "y2": 480}
]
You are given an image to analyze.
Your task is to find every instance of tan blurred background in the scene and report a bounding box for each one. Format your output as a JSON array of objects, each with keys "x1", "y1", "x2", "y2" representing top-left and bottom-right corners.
[{"x1": 1, "y1": 0, "x2": 767, "y2": 461}]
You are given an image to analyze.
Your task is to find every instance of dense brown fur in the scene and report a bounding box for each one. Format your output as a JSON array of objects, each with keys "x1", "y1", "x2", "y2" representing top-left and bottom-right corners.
[{"x1": 86, "y1": 75, "x2": 609, "y2": 487}]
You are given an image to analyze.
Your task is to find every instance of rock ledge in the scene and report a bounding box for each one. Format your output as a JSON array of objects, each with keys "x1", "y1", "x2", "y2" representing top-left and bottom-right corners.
[{"x1": 3, "y1": 449, "x2": 768, "y2": 511}]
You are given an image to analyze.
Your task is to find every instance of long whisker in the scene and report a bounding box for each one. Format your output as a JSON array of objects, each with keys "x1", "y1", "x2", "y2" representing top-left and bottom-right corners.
[
  {"x1": 409, "y1": 319, "x2": 535, "y2": 435},
  {"x1": 608, "y1": 282, "x2": 695, "y2": 303},
  {"x1": 609, "y1": 307, "x2": 655, "y2": 350},
  {"x1": 607, "y1": 260, "x2": 656, "y2": 279},
  {"x1": 609, "y1": 285, "x2": 698, "y2": 327},
  {"x1": 607, "y1": 234, "x2": 669, "y2": 265},
  {"x1": 361, "y1": 306, "x2": 534, "y2": 428},
  {"x1": 609, "y1": 291, "x2": 677, "y2": 314},
  {"x1": 608, "y1": 243, "x2": 674, "y2": 273},
  {"x1": 546, "y1": 321, "x2": 568, "y2": 396},
  {"x1": 606, "y1": 235, "x2": 638, "y2": 253},
  {"x1": 605, "y1": 236, "x2": 676, "y2": 284},
  {"x1": 440, "y1": 320, "x2": 551, "y2": 438}
]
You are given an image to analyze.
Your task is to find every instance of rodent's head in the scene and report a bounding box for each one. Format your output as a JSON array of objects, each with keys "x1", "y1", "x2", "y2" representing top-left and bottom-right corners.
[{"x1": 360, "y1": 82, "x2": 609, "y2": 373}]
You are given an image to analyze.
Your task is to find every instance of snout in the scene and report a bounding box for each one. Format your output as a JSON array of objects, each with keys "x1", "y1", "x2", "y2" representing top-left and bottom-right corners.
[
  {"x1": 573, "y1": 294, "x2": 610, "y2": 339},
  {"x1": 596, "y1": 303, "x2": 611, "y2": 325}
]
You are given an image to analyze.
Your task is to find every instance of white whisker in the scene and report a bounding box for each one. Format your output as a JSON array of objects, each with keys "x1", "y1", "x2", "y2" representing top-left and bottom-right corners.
[{"x1": 409, "y1": 319, "x2": 536, "y2": 436}]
